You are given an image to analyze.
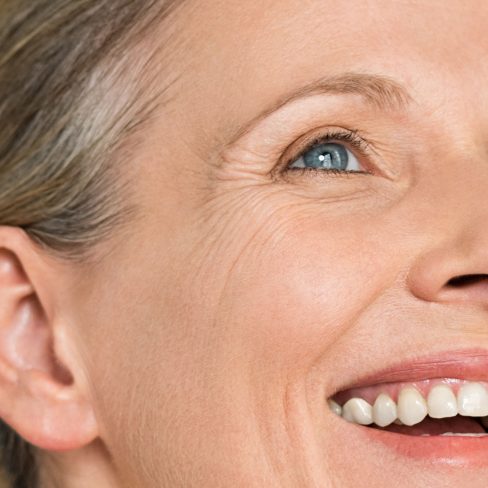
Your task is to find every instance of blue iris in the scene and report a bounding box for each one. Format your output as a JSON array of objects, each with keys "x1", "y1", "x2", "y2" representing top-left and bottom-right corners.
[{"x1": 302, "y1": 143, "x2": 349, "y2": 170}]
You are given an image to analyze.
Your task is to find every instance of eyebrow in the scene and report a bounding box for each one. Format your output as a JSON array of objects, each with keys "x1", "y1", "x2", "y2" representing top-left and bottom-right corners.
[{"x1": 227, "y1": 72, "x2": 413, "y2": 144}]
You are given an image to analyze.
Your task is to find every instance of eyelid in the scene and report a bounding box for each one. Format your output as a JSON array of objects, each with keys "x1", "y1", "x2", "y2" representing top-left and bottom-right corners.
[
  {"x1": 221, "y1": 93, "x2": 396, "y2": 180},
  {"x1": 222, "y1": 94, "x2": 353, "y2": 165}
]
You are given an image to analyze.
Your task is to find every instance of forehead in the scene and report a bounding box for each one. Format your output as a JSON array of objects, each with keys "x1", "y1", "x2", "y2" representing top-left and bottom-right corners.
[{"x1": 154, "y1": 0, "x2": 488, "y2": 151}]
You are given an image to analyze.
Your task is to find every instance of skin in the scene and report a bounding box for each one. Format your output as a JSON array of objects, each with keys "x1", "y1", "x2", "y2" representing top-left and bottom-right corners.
[{"x1": 2, "y1": 0, "x2": 488, "y2": 486}]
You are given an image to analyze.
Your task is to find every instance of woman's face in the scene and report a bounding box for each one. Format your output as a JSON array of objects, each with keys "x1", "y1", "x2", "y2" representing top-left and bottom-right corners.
[{"x1": 69, "y1": 1, "x2": 488, "y2": 486}]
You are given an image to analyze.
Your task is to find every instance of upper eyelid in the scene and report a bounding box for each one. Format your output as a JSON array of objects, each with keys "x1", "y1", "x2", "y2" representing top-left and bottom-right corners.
[
  {"x1": 282, "y1": 130, "x2": 370, "y2": 164},
  {"x1": 220, "y1": 93, "x2": 399, "y2": 180},
  {"x1": 221, "y1": 94, "x2": 354, "y2": 165}
]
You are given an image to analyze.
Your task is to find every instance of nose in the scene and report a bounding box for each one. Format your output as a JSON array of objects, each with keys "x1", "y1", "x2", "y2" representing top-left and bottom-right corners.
[{"x1": 407, "y1": 212, "x2": 488, "y2": 309}]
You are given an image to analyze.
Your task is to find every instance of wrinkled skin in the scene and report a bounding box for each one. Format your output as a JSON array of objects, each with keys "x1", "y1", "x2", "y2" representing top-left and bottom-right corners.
[{"x1": 5, "y1": 1, "x2": 488, "y2": 487}]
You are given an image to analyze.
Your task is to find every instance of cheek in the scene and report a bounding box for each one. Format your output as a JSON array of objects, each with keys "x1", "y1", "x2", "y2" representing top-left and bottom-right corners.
[
  {"x1": 217, "y1": 212, "x2": 396, "y2": 370},
  {"x1": 72, "y1": 187, "x2": 404, "y2": 482}
]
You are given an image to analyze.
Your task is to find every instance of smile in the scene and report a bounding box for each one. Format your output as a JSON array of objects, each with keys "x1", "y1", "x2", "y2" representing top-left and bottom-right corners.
[
  {"x1": 329, "y1": 380, "x2": 488, "y2": 433},
  {"x1": 326, "y1": 350, "x2": 488, "y2": 465}
]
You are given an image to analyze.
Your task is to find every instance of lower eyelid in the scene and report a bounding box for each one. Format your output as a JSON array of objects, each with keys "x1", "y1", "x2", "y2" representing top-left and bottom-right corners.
[{"x1": 279, "y1": 167, "x2": 372, "y2": 180}]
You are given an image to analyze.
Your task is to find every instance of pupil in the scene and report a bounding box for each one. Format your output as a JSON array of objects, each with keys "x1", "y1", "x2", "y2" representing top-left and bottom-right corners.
[{"x1": 303, "y1": 143, "x2": 348, "y2": 170}]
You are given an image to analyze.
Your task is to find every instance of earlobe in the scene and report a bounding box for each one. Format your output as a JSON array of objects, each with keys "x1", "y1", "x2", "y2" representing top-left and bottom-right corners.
[{"x1": 0, "y1": 226, "x2": 99, "y2": 451}]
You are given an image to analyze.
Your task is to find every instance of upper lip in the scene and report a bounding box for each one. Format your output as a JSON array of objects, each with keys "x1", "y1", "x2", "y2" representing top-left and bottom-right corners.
[{"x1": 333, "y1": 348, "x2": 488, "y2": 394}]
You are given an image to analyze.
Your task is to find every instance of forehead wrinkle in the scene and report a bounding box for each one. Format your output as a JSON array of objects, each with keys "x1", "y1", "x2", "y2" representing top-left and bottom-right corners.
[{"x1": 226, "y1": 72, "x2": 414, "y2": 147}]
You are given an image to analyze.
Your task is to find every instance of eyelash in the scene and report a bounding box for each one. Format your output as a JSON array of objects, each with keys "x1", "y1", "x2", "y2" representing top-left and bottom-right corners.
[{"x1": 280, "y1": 128, "x2": 373, "y2": 177}]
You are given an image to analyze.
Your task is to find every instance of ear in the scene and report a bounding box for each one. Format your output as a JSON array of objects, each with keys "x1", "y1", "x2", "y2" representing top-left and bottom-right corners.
[{"x1": 0, "y1": 226, "x2": 98, "y2": 452}]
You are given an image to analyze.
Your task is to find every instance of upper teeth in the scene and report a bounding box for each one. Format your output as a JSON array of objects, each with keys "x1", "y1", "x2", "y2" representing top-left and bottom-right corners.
[
  {"x1": 373, "y1": 393, "x2": 397, "y2": 427},
  {"x1": 328, "y1": 381, "x2": 488, "y2": 427},
  {"x1": 427, "y1": 384, "x2": 457, "y2": 418}
]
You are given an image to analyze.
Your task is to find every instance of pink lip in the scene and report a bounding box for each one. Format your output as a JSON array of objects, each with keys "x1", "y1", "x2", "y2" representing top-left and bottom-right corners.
[
  {"x1": 335, "y1": 348, "x2": 488, "y2": 466},
  {"x1": 363, "y1": 428, "x2": 488, "y2": 467},
  {"x1": 339, "y1": 348, "x2": 488, "y2": 390}
]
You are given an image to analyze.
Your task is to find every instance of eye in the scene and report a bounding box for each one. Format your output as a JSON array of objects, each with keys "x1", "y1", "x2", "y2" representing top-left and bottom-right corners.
[
  {"x1": 289, "y1": 141, "x2": 361, "y2": 172},
  {"x1": 284, "y1": 130, "x2": 371, "y2": 175}
]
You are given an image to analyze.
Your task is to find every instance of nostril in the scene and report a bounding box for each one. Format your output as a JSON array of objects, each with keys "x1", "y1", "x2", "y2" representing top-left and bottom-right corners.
[{"x1": 447, "y1": 274, "x2": 488, "y2": 288}]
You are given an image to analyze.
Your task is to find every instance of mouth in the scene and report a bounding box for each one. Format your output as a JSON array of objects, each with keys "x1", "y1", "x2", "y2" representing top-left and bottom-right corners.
[{"x1": 327, "y1": 350, "x2": 488, "y2": 465}]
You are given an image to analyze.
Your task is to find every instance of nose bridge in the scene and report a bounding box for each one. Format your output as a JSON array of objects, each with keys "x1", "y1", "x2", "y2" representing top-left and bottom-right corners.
[
  {"x1": 404, "y1": 145, "x2": 488, "y2": 307},
  {"x1": 437, "y1": 166, "x2": 488, "y2": 261},
  {"x1": 420, "y1": 127, "x2": 488, "y2": 223}
]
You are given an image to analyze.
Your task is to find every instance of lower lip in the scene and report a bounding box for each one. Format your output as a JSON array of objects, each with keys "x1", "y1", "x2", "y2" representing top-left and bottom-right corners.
[{"x1": 363, "y1": 426, "x2": 488, "y2": 467}]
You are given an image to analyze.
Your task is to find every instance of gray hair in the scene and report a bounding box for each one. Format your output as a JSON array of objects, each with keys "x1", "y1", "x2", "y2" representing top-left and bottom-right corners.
[{"x1": 0, "y1": 0, "x2": 180, "y2": 485}]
